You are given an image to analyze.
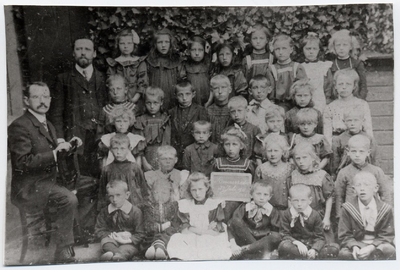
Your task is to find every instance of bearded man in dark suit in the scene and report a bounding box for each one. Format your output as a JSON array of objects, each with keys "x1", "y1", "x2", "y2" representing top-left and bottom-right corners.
[{"x1": 49, "y1": 37, "x2": 108, "y2": 178}]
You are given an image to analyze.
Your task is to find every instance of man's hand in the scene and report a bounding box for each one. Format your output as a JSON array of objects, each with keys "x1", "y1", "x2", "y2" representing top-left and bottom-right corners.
[
  {"x1": 55, "y1": 142, "x2": 71, "y2": 153},
  {"x1": 69, "y1": 136, "x2": 83, "y2": 147},
  {"x1": 293, "y1": 240, "x2": 308, "y2": 257}
]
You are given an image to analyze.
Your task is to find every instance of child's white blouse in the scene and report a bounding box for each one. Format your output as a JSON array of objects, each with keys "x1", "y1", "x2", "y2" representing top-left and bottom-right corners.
[{"x1": 302, "y1": 61, "x2": 332, "y2": 113}]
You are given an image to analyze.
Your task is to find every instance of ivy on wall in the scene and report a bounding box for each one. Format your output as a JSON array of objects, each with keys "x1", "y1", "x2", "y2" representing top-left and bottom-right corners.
[{"x1": 88, "y1": 4, "x2": 393, "y2": 66}]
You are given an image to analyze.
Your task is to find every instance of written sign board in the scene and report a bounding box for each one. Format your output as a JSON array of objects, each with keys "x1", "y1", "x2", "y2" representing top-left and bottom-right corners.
[{"x1": 210, "y1": 172, "x2": 252, "y2": 202}]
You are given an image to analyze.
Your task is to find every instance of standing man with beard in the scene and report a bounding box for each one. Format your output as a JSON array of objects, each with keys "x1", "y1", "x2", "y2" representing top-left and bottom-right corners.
[
  {"x1": 8, "y1": 82, "x2": 81, "y2": 263},
  {"x1": 49, "y1": 37, "x2": 108, "y2": 241}
]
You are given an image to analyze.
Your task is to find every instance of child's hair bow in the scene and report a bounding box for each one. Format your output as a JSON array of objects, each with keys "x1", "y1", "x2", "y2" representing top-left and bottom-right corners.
[{"x1": 131, "y1": 30, "x2": 140, "y2": 45}]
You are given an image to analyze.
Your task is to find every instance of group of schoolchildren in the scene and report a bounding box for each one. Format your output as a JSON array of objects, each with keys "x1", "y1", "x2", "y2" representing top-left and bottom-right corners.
[{"x1": 91, "y1": 25, "x2": 395, "y2": 262}]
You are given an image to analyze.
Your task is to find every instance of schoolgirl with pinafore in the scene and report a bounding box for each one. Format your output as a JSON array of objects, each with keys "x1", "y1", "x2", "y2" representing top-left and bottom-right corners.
[
  {"x1": 299, "y1": 32, "x2": 333, "y2": 112},
  {"x1": 266, "y1": 34, "x2": 307, "y2": 112},
  {"x1": 241, "y1": 24, "x2": 273, "y2": 82}
]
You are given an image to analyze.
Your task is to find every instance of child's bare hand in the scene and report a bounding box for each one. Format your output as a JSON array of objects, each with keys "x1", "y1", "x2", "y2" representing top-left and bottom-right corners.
[
  {"x1": 293, "y1": 241, "x2": 308, "y2": 257},
  {"x1": 118, "y1": 231, "x2": 132, "y2": 240},
  {"x1": 307, "y1": 249, "x2": 317, "y2": 259},
  {"x1": 352, "y1": 246, "x2": 360, "y2": 260},
  {"x1": 357, "y1": 245, "x2": 375, "y2": 260},
  {"x1": 322, "y1": 217, "x2": 331, "y2": 231},
  {"x1": 208, "y1": 221, "x2": 217, "y2": 230},
  {"x1": 230, "y1": 244, "x2": 242, "y2": 256},
  {"x1": 111, "y1": 232, "x2": 132, "y2": 244}
]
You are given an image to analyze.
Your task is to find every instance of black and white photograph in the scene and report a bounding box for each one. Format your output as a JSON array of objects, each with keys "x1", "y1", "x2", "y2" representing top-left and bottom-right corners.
[{"x1": 2, "y1": 1, "x2": 396, "y2": 267}]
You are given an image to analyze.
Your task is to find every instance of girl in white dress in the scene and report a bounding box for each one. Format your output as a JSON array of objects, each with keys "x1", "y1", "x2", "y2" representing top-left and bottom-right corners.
[
  {"x1": 167, "y1": 172, "x2": 232, "y2": 260},
  {"x1": 301, "y1": 32, "x2": 333, "y2": 113}
]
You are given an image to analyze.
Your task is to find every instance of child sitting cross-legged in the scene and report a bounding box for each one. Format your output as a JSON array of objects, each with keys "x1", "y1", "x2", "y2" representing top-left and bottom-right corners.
[
  {"x1": 98, "y1": 134, "x2": 149, "y2": 210},
  {"x1": 167, "y1": 172, "x2": 232, "y2": 260},
  {"x1": 338, "y1": 171, "x2": 395, "y2": 260},
  {"x1": 95, "y1": 180, "x2": 145, "y2": 261},
  {"x1": 228, "y1": 181, "x2": 282, "y2": 260},
  {"x1": 182, "y1": 120, "x2": 219, "y2": 177},
  {"x1": 278, "y1": 184, "x2": 338, "y2": 260}
]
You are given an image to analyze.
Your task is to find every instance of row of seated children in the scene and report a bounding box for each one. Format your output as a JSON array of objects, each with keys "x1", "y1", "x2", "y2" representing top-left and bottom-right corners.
[
  {"x1": 93, "y1": 126, "x2": 393, "y2": 261},
  {"x1": 94, "y1": 156, "x2": 394, "y2": 261},
  {"x1": 110, "y1": 26, "x2": 367, "y2": 116},
  {"x1": 98, "y1": 65, "x2": 373, "y2": 180}
]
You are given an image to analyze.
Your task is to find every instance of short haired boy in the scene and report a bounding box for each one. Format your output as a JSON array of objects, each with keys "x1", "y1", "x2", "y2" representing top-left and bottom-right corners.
[
  {"x1": 182, "y1": 121, "x2": 219, "y2": 177},
  {"x1": 207, "y1": 75, "x2": 233, "y2": 143},
  {"x1": 98, "y1": 134, "x2": 149, "y2": 210},
  {"x1": 331, "y1": 109, "x2": 377, "y2": 178},
  {"x1": 278, "y1": 184, "x2": 337, "y2": 259},
  {"x1": 338, "y1": 172, "x2": 395, "y2": 260},
  {"x1": 246, "y1": 75, "x2": 275, "y2": 134},
  {"x1": 335, "y1": 134, "x2": 391, "y2": 219},
  {"x1": 169, "y1": 80, "x2": 209, "y2": 169},
  {"x1": 95, "y1": 180, "x2": 145, "y2": 261},
  {"x1": 229, "y1": 182, "x2": 281, "y2": 260},
  {"x1": 228, "y1": 96, "x2": 261, "y2": 159}
]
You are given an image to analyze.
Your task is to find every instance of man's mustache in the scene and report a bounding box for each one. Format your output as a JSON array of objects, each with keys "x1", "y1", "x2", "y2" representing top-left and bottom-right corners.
[{"x1": 37, "y1": 104, "x2": 48, "y2": 109}]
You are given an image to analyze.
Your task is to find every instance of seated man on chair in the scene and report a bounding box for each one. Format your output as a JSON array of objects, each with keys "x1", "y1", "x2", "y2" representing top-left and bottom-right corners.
[{"x1": 8, "y1": 82, "x2": 82, "y2": 263}]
